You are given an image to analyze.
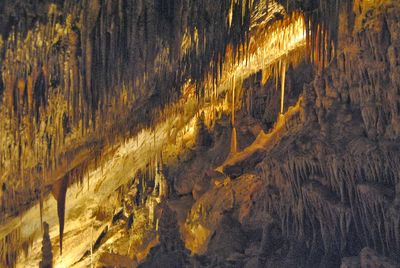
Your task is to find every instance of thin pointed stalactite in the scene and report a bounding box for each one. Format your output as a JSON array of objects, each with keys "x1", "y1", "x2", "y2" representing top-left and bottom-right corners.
[
  {"x1": 231, "y1": 75, "x2": 238, "y2": 154},
  {"x1": 51, "y1": 176, "x2": 69, "y2": 256},
  {"x1": 280, "y1": 61, "x2": 286, "y2": 114},
  {"x1": 301, "y1": 0, "x2": 350, "y2": 69}
]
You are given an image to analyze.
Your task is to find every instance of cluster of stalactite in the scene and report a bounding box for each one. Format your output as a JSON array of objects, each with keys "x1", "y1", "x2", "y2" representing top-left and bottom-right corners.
[
  {"x1": 241, "y1": 60, "x2": 313, "y2": 130},
  {"x1": 255, "y1": 0, "x2": 400, "y2": 265},
  {"x1": 258, "y1": 144, "x2": 400, "y2": 264},
  {"x1": 277, "y1": 0, "x2": 353, "y2": 69},
  {"x1": 0, "y1": 0, "x2": 257, "y2": 222},
  {"x1": 181, "y1": 2, "x2": 400, "y2": 265},
  {"x1": 341, "y1": 0, "x2": 400, "y2": 140},
  {"x1": 0, "y1": 0, "x2": 350, "y2": 223},
  {"x1": 0, "y1": 0, "x2": 367, "y2": 266},
  {"x1": 0, "y1": 228, "x2": 25, "y2": 268}
]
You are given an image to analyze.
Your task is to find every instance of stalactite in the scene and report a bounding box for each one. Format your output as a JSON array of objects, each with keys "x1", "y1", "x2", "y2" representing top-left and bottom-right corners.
[
  {"x1": 280, "y1": 60, "x2": 287, "y2": 114},
  {"x1": 300, "y1": 0, "x2": 352, "y2": 69},
  {"x1": 0, "y1": 228, "x2": 20, "y2": 267},
  {"x1": 51, "y1": 176, "x2": 69, "y2": 255},
  {"x1": 230, "y1": 75, "x2": 238, "y2": 154},
  {"x1": 258, "y1": 140, "x2": 400, "y2": 262}
]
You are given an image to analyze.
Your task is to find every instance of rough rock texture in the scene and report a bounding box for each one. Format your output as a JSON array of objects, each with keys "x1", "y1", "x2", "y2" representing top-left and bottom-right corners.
[
  {"x1": 341, "y1": 247, "x2": 398, "y2": 268},
  {"x1": 0, "y1": 0, "x2": 254, "y2": 222},
  {"x1": 0, "y1": 1, "x2": 258, "y2": 265},
  {"x1": 97, "y1": 252, "x2": 137, "y2": 268},
  {"x1": 39, "y1": 222, "x2": 53, "y2": 268},
  {"x1": 240, "y1": 1, "x2": 400, "y2": 265},
  {"x1": 139, "y1": 203, "x2": 190, "y2": 268},
  {"x1": 170, "y1": 1, "x2": 400, "y2": 267},
  {"x1": 1, "y1": 0, "x2": 400, "y2": 267}
]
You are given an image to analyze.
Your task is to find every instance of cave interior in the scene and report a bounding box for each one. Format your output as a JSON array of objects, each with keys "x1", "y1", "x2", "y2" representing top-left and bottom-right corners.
[{"x1": 0, "y1": 0, "x2": 400, "y2": 267}]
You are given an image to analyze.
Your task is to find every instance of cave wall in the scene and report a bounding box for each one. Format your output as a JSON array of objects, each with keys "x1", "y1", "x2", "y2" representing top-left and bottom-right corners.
[
  {"x1": 0, "y1": 0, "x2": 254, "y2": 220},
  {"x1": 250, "y1": 0, "x2": 400, "y2": 265},
  {"x1": 1, "y1": 0, "x2": 399, "y2": 267},
  {"x1": 167, "y1": 1, "x2": 400, "y2": 267}
]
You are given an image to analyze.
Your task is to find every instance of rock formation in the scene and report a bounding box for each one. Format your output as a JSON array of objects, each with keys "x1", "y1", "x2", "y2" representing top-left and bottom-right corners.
[
  {"x1": 39, "y1": 222, "x2": 53, "y2": 268},
  {"x1": 0, "y1": 0, "x2": 399, "y2": 267}
]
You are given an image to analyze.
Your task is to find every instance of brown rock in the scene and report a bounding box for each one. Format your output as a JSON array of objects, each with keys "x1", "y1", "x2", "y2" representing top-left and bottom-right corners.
[{"x1": 97, "y1": 252, "x2": 137, "y2": 268}]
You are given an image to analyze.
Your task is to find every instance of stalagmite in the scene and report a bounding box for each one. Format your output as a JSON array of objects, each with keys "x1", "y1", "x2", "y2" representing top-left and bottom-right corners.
[
  {"x1": 90, "y1": 222, "x2": 93, "y2": 268},
  {"x1": 40, "y1": 180, "x2": 44, "y2": 231},
  {"x1": 231, "y1": 127, "x2": 238, "y2": 155},
  {"x1": 39, "y1": 222, "x2": 53, "y2": 268}
]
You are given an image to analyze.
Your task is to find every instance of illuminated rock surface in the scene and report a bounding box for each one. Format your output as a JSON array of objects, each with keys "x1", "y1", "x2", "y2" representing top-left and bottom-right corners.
[{"x1": 0, "y1": 0, "x2": 400, "y2": 267}]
